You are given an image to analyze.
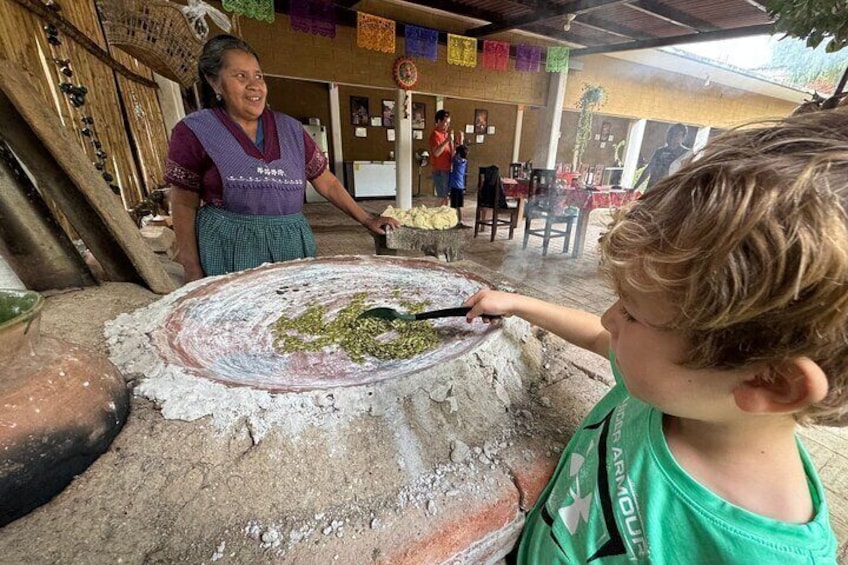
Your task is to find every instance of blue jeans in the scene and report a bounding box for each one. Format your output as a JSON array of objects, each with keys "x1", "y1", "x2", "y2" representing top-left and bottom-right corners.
[{"x1": 432, "y1": 170, "x2": 450, "y2": 197}]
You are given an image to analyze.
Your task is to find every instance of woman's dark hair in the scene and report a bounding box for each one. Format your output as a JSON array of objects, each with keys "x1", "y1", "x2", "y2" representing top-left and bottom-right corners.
[
  {"x1": 666, "y1": 123, "x2": 688, "y2": 144},
  {"x1": 197, "y1": 34, "x2": 260, "y2": 109}
]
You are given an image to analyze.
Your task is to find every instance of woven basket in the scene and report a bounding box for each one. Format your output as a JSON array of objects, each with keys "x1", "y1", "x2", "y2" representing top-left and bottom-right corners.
[{"x1": 96, "y1": 0, "x2": 203, "y2": 88}]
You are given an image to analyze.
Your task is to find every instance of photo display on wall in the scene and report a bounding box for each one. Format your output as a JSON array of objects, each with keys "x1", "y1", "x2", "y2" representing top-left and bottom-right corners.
[
  {"x1": 474, "y1": 109, "x2": 488, "y2": 135},
  {"x1": 350, "y1": 96, "x2": 369, "y2": 126},
  {"x1": 412, "y1": 102, "x2": 426, "y2": 130},
  {"x1": 381, "y1": 100, "x2": 396, "y2": 128}
]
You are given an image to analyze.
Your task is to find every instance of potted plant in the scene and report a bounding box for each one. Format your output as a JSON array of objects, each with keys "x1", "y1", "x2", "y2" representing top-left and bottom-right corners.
[{"x1": 572, "y1": 84, "x2": 607, "y2": 169}]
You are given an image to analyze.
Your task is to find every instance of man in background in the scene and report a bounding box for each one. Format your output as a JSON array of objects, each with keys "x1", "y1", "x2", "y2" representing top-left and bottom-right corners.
[
  {"x1": 429, "y1": 109, "x2": 454, "y2": 207},
  {"x1": 634, "y1": 123, "x2": 692, "y2": 192}
]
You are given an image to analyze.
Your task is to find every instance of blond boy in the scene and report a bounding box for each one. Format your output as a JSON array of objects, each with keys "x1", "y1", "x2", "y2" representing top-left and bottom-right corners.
[{"x1": 465, "y1": 110, "x2": 847, "y2": 563}]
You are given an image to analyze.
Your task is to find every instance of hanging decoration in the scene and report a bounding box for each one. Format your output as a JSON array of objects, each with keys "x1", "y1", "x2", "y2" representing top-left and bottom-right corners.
[
  {"x1": 179, "y1": 0, "x2": 232, "y2": 40},
  {"x1": 447, "y1": 33, "x2": 477, "y2": 67},
  {"x1": 393, "y1": 57, "x2": 419, "y2": 90},
  {"x1": 222, "y1": 0, "x2": 274, "y2": 23},
  {"x1": 392, "y1": 57, "x2": 418, "y2": 118},
  {"x1": 357, "y1": 12, "x2": 396, "y2": 53},
  {"x1": 546, "y1": 46, "x2": 570, "y2": 73},
  {"x1": 404, "y1": 24, "x2": 438, "y2": 61},
  {"x1": 290, "y1": 0, "x2": 336, "y2": 38},
  {"x1": 41, "y1": 13, "x2": 121, "y2": 196},
  {"x1": 482, "y1": 40, "x2": 509, "y2": 71},
  {"x1": 516, "y1": 44, "x2": 542, "y2": 72}
]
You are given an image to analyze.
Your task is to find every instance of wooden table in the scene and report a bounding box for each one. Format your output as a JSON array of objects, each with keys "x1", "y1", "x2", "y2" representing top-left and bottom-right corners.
[{"x1": 501, "y1": 184, "x2": 638, "y2": 258}]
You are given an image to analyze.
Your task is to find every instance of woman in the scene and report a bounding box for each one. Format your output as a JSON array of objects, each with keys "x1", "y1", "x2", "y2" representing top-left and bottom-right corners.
[{"x1": 165, "y1": 35, "x2": 399, "y2": 282}]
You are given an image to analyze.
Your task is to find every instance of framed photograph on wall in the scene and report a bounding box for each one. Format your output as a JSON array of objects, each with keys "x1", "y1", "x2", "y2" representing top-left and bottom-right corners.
[
  {"x1": 350, "y1": 96, "x2": 369, "y2": 126},
  {"x1": 370, "y1": 116, "x2": 382, "y2": 127},
  {"x1": 474, "y1": 109, "x2": 488, "y2": 135},
  {"x1": 411, "y1": 102, "x2": 426, "y2": 130},
  {"x1": 381, "y1": 99, "x2": 396, "y2": 128},
  {"x1": 413, "y1": 130, "x2": 423, "y2": 140}
]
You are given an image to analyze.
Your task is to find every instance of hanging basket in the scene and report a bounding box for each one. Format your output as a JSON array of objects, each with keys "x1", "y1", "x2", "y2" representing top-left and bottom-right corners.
[{"x1": 96, "y1": 0, "x2": 203, "y2": 88}]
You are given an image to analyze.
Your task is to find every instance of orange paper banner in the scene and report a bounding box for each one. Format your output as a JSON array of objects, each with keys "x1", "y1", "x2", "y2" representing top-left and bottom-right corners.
[{"x1": 357, "y1": 12, "x2": 396, "y2": 53}]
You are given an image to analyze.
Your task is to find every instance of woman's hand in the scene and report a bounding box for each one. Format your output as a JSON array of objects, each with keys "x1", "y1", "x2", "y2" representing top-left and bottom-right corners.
[
  {"x1": 463, "y1": 289, "x2": 517, "y2": 323},
  {"x1": 363, "y1": 215, "x2": 401, "y2": 235}
]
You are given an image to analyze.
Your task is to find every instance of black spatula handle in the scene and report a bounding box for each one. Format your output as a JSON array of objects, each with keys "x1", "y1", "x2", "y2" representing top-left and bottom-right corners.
[{"x1": 413, "y1": 307, "x2": 500, "y2": 321}]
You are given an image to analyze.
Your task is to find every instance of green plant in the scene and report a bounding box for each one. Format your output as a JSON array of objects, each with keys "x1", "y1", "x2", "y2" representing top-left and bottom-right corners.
[
  {"x1": 765, "y1": 0, "x2": 848, "y2": 52},
  {"x1": 573, "y1": 84, "x2": 607, "y2": 168}
]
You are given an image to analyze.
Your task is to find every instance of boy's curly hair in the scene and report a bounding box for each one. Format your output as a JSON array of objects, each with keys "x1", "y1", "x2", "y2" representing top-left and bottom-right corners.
[{"x1": 599, "y1": 109, "x2": 848, "y2": 426}]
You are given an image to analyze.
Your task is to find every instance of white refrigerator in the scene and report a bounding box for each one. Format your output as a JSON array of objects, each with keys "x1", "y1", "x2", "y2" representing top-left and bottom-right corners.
[{"x1": 303, "y1": 123, "x2": 329, "y2": 203}]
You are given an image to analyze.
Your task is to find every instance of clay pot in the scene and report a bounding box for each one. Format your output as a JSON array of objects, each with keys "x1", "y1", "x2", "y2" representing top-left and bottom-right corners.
[{"x1": 0, "y1": 289, "x2": 129, "y2": 526}]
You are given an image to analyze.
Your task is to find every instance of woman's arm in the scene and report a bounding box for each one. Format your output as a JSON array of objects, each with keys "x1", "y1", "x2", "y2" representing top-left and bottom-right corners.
[
  {"x1": 169, "y1": 187, "x2": 204, "y2": 283},
  {"x1": 309, "y1": 170, "x2": 400, "y2": 235},
  {"x1": 464, "y1": 289, "x2": 610, "y2": 358}
]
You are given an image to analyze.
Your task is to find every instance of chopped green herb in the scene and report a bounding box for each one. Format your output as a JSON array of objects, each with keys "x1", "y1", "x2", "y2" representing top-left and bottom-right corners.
[{"x1": 271, "y1": 293, "x2": 440, "y2": 362}]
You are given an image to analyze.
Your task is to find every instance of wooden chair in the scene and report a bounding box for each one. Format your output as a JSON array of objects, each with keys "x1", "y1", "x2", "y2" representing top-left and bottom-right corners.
[
  {"x1": 522, "y1": 170, "x2": 577, "y2": 255},
  {"x1": 474, "y1": 165, "x2": 518, "y2": 242}
]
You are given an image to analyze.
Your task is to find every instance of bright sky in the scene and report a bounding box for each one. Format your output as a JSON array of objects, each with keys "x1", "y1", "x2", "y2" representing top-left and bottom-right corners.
[{"x1": 672, "y1": 35, "x2": 774, "y2": 69}]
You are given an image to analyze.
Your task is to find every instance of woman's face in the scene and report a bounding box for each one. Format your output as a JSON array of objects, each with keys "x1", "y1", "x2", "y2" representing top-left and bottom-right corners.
[{"x1": 210, "y1": 49, "x2": 267, "y2": 126}]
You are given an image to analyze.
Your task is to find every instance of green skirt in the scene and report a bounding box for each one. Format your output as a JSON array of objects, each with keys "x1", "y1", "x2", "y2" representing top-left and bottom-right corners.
[{"x1": 196, "y1": 206, "x2": 316, "y2": 277}]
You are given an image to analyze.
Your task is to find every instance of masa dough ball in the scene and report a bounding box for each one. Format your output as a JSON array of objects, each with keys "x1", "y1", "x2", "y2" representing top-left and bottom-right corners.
[{"x1": 380, "y1": 205, "x2": 457, "y2": 230}]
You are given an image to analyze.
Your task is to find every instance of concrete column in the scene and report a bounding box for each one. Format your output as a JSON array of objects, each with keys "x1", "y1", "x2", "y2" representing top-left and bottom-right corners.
[
  {"x1": 693, "y1": 126, "x2": 711, "y2": 154},
  {"x1": 436, "y1": 96, "x2": 444, "y2": 113},
  {"x1": 328, "y1": 83, "x2": 345, "y2": 178},
  {"x1": 622, "y1": 118, "x2": 646, "y2": 189},
  {"x1": 512, "y1": 105, "x2": 524, "y2": 164},
  {"x1": 395, "y1": 88, "x2": 413, "y2": 210},
  {"x1": 153, "y1": 73, "x2": 185, "y2": 135},
  {"x1": 533, "y1": 72, "x2": 568, "y2": 170}
]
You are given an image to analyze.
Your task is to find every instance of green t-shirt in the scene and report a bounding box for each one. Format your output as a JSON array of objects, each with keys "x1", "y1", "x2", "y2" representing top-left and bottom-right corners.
[{"x1": 517, "y1": 360, "x2": 836, "y2": 564}]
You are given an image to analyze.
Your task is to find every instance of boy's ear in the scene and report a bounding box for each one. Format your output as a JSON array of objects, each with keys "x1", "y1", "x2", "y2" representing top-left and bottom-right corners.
[{"x1": 732, "y1": 357, "x2": 828, "y2": 415}]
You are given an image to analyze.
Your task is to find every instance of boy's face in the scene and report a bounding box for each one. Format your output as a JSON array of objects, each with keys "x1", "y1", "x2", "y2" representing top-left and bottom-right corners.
[{"x1": 600, "y1": 286, "x2": 748, "y2": 422}]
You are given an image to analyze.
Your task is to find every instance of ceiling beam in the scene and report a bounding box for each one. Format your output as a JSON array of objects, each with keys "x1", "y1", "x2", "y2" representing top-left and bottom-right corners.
[
  {"x1": 465, "y1": 0, "x2": 629, "y2": 38},
  {"x1": 626, "y1": 0, "x2": 720, "y2": 32},
  {"x1": 333, "y1": 0, "x2": 361, "y2": 8},
  {"x1": 375, "y1": 0, "x2": 506, "y2": 26},
  {"x1": 569, "y1": 23, "x2": 773, "y2": 57},
  {"x1": 575, "y1": 13, "x2": 654, "y2": 40}
]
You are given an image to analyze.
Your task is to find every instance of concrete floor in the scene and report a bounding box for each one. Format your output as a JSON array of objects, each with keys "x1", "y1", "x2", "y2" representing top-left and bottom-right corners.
[{"x1": 306, "y1": 193, "x2": 848, "y2": 562}]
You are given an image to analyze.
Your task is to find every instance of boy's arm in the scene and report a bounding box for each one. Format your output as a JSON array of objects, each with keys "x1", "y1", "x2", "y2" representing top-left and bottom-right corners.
[{"x1": 464, "y1": 290, "x2": 610, "y2": 358}]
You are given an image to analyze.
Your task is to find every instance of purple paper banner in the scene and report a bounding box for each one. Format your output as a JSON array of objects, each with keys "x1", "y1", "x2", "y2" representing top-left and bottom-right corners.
[
  {"x1": 516, "y1": 44, "x2": 542, "y2": 72},
  {"x1": 405, "y1": 25, "x2": 438, "y2": 61},
  {"x1": 290, "y1": 0, "x2": 336, "y2": 38}
]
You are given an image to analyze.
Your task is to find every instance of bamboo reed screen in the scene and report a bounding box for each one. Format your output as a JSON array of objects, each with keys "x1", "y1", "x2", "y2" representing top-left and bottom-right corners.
[{"x1": 0, "y1": 0, "x2": 172, "y2": 210}]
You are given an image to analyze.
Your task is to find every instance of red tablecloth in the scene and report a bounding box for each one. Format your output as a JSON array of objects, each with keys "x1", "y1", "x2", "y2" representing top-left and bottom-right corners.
[{"x1": 503, "y1": 182, "x2": 638, "y2": 214}]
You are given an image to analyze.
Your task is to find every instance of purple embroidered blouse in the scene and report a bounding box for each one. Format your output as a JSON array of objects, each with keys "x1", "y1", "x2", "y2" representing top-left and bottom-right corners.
[{"x1": 164, "y1": 107, "x2": 327, "y2": 210}]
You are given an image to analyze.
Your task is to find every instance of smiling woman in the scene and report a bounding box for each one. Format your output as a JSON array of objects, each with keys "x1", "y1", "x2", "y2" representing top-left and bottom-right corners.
[{"x1": 164, "y1": 35, "x2": 399, "y2": 283}]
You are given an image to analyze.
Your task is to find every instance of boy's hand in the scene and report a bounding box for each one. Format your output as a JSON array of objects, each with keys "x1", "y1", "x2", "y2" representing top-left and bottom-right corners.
[{"x1": 463, "y1": 289, "x2": 515, "y2": 323}]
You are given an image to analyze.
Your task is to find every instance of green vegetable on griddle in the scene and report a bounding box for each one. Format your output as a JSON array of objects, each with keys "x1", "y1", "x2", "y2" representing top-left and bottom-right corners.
[{"x1": 271, "y1": 293, "x2": 440, "y2": 362}]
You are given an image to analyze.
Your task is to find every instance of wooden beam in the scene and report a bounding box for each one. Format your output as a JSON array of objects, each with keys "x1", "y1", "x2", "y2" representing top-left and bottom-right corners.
[
  {"x1": 0, "y1": 61, "x2": 176, "y2": 294},
  {"x1": 466, "y1": 0, "x2": 628, "y2": 38},
  {"x1": 626, "y1": 0, "x2": 720, "y2": 32},
  {"x1": 568, "y1": 23, "x2": 774, "y2": 57},
  {"x1": 573, "y1": 14, "x2": 654, "y2": 40}
]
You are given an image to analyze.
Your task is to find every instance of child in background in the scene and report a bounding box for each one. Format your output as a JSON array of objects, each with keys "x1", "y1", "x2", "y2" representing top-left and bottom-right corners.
[
  {"x1": 449, "y1": 140, "x2": 469, "y2": 226},
  {"x1": 464, "y1": 109, "x2": 847, "y2": 563}
]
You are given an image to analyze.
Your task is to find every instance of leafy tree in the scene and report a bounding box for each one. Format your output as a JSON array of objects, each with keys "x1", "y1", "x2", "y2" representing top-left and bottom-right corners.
[
  {"x1": 765, "y1": 0, "x2": 848, "y2": 52},
  {"x1": 767, "y1": 37, "x2": 848, "y2": 92}
]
